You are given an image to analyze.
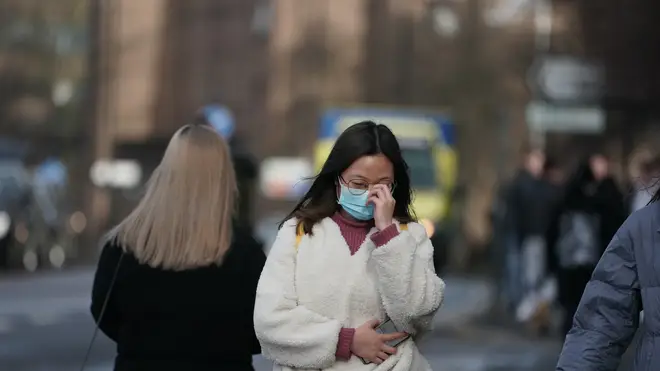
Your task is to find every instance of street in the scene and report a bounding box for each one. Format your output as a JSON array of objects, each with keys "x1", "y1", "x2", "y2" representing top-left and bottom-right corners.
[{"x1": 0, "y1": 267, "x2": 561, "y2": 371}]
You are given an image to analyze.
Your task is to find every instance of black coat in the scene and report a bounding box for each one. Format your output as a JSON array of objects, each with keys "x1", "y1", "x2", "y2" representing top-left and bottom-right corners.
[
  {"x1": 546, "y1": 165, "x2": 626, "y2": 275},
  {"x1": 507, "y1": 170, "x2": 556, "y2": 241},
  {"x1": 90, "y1": 226, "x2": 266, "y2": 371}
]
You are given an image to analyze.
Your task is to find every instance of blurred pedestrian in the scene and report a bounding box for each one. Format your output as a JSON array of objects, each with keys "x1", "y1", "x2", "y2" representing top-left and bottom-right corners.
[
  {"x1": 537, "y1": 158, "x2": 566, "y2": 287},
  {"x1": 518, "y1": 157, "x2": 566, "y2": 333},
  {"x1": 254, "y1": 121, "x2": 445, "y2": 370},
  {"x1": 502, "y1": 148, "x2": 554, "y2": 315},
  {"x1": 542, "y1": 157, "x2": 565, "y2": 205},
  {"x1": 90, "y1": 122, "x2": 266, "y2": 371},
  {"x1": 555, "y1": 167, "x2": 660, "y2": 370},
  {"x1": 546, "y1": 154, "x2": 626, "y2": 338}
]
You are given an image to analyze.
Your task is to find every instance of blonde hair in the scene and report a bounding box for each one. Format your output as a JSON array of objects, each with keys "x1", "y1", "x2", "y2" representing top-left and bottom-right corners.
[{"x1": 110, "y1": 123, "x2": 237, "y2": 270}]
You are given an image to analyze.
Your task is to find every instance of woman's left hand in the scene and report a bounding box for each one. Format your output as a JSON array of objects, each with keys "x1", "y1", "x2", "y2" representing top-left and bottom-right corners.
[{"x1": 368, "y1": 184, "x2": 395, "y2": 231}]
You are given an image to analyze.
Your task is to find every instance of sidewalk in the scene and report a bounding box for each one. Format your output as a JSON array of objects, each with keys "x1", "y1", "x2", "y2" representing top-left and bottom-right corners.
[
  {"x1": 0, "y1": 268, "x2": 497, "y2": 319},
  {"x1": 0, "y1": 268, "x2": 92, "y2": 331},
  {"x1": 423, "y1": 323, "x2": 562, "y2": 371},
  {"x1": 434, "y1": 276, "x2": 496, "y2": 329},
  {"x1": 0, "y1": 265, "x2": 497, "y2": 338}
]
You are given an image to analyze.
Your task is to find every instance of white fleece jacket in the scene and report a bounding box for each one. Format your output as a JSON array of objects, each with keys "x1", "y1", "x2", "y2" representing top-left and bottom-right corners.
[{"x1": 254, "y1": 217, "x2": 445, "y2": 371}]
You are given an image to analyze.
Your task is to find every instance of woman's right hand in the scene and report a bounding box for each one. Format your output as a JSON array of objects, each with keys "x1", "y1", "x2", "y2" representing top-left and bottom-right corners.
[{"x1": 350, "y1": 319, "x2": 406, "y2": 364}]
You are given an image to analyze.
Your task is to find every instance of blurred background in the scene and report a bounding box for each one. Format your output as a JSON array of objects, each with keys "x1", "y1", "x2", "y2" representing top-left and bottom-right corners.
[{"x1": 1, "y1": 0, "x2": 659, "y2": 370}]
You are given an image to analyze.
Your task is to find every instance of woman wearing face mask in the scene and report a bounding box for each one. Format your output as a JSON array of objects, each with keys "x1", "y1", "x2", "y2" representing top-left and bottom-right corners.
[{"x1": 254, "y1": 121, "x2": 445, "y2": 371}]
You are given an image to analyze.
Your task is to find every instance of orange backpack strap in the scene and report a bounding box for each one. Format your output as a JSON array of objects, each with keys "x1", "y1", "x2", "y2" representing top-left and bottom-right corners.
[
  {"x1": 295, "y1": 223, "x2": 305, "y2": 251},
  {"x1": 400, "y1": 223, "x2": 408, "y2": 231}
]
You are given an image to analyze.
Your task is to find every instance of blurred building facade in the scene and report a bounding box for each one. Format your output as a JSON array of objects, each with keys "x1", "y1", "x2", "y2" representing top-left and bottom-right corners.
[
  {"x1": 562, "y1": 0, "x2": 660, "y2": 177},
  {"x1": 97, "y1": 0, "x2": 269, "y2": 144},
  {"x1": 3, "y1": 0, "x2": 660, "y2": 266},
  {"x1": 88, "y1": 0, "x2": 269, "y2": 238},
  {"x1": 0, "y1": 0, "x2": 92, "y2": 248},
  {"x1": 0, "y1": 0, "x2": 89, "y2": 143}
]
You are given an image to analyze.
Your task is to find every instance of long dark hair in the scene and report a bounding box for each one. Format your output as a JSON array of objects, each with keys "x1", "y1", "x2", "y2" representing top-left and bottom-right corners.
[{"x1": 280, "y1": 121, "x2": 416, "y2": 234}]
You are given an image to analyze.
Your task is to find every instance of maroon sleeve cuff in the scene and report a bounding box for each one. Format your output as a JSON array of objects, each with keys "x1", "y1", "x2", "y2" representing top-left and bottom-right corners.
[
  {"x1": 335, "y1": 327, "x2": 355, "y2": 360},
  {"x1": 370, "y1": 223, "x2": 400, "y2": 247}
]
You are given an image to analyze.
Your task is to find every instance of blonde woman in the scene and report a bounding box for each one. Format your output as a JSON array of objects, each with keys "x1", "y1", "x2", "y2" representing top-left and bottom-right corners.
[
  {"x1": 254, "y1": 121, "x2": 445, "y2": 371},
  {"x1": 90, "y1": 122, "x2": 266, "y2": 371}
]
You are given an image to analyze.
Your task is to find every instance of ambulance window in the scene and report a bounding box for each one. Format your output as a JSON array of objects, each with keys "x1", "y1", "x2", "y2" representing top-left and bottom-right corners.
[{"x1": 401, "y1": 147, "x2": 437, "y2": 189}]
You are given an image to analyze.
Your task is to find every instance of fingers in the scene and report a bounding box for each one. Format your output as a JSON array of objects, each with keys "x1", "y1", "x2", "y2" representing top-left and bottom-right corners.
[
  {"x1": 382, "y1": 187, "x2": 395, "y2": 202},
  {"x1": 381, "y1": 331, "x2": 408, "y2": 341},
  {"x1": 367, "y1": 195, "x2": 382, "y2": 207},
  {"x1": 373, "y1": 350, "x2": 392, "y2": 364},
  {"x1": 373, "y1": 187, "x2": 386, "y2": 201},
  {"x1": 381, "y1": 344, "x2": 397, "y2": 354},
  {"x1": 369, "y1": 184, "x2": 386, "y2": 197},
  {"x1": 366, "y1": 339, "x2": 398, "y2": 365},
  {"x1": 370, "y1": 185, "x2": 394, "y2": 203},
  {"x1": 368, "y1": 187, "x2": 388, "y2": 206}
]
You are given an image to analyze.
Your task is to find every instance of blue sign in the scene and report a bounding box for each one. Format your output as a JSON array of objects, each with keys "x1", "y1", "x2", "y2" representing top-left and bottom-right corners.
[
  {"x1": 35, "y1": 157, "x2": 67, "y2": 186},
  {"x1": 203, "y1": 104, "x2": 235, "y2": 139}
]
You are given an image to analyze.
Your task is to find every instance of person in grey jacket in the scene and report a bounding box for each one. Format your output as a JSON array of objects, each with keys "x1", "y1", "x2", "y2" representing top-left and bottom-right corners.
[{"x1": 555, "y1": 186, "x2": 660, "y2": 370}]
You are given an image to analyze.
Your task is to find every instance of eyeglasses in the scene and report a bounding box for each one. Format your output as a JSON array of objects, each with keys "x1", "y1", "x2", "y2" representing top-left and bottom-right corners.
[{"x1": 339, "y1": 176, "x2": 396, "y2": 196}]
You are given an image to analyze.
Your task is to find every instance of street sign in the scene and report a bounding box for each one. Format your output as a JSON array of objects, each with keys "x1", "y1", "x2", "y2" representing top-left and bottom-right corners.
[
  {"x1": 528, "y1": 55, "x2": 604, "y2": 104},
  {"x1": 203, "y1": 104, "x2": 235, "y2": 139},
  {"x1": 526, "y1": 102, "x2": 605, "y2": 133}
]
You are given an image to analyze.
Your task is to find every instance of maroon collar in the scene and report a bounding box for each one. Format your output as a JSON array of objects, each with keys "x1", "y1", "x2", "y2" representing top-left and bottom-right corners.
[{"x1": 331, "y1": 211, "x2": 374, "y2": 229}]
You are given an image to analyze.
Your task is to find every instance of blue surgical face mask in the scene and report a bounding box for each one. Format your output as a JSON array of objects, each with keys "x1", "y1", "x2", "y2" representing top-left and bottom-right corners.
[{"x1": 338, "y1": 183, "x2": 374, "y2": 221}]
